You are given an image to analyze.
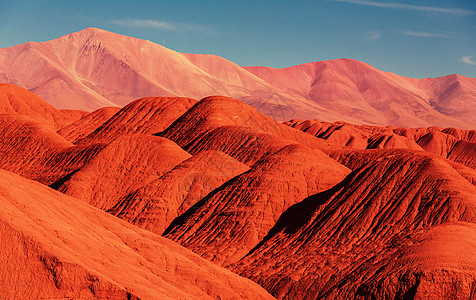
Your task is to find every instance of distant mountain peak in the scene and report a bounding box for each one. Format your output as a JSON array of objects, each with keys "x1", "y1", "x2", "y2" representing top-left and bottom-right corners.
[{"x1": 1, "y1": 28, "x2": 475, "y2": 128}]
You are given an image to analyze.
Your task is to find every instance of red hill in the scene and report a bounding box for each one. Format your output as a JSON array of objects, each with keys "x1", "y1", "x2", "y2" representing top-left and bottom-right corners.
[
  {"x1": 287, "y1": 118, "x2": 476, "y2": 172},
  {"x1": 232, "y1": 152, "x2": 476, "y2": 299},
  {"x1": 448, "y1": 140, "x2": 476, "y2": 169},
  {"x1": 58, "y1": 134, "x2": 191, "y2": 210},
  {"x1": 0, "y1": 169, "x2": 274, "y2": 299},
  {"x1": 1, "y1": 84, "x2": 476, "y2": 299},
  {"x1": 366, "y1": 132, "x2": 423, "y2": 150},
  {"x1": 78, "y1": 96, "x2": 197, "y2": 144},
  {"x1": 0, "y1": 83, "x2": 84, "y2": 129},
  {"x1": 417, "y1": 131, "x2": 459, "y2": 157},
  {"x1": 166, "y1": 144, "x2": 350, "y2": 265},
  {"x1": 57, "y1": 106, "x2": 120, "y2": 143},
  {"x1": 110, "y1": 150, "x2": 250, "y2": 235},
  {"x1": 160, "y1": 96, "x2": 337, "y2": 159}
]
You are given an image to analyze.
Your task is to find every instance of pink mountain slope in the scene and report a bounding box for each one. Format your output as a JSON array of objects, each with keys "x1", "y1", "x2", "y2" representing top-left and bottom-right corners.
[
  {"x1": 245, "y1": 59, "x2": 476, "y2": 128},
  {"x1": 1, "y1": 28, "x2": 475, "y2": 127},
  {"x1": 0, "y1": 28, "x2": 276, "y2": 112}
]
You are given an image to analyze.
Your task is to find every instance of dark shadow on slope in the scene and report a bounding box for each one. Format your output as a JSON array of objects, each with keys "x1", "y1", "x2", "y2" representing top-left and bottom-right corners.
[
  {"x1": 241, "y1": 169, "x2": 357, "y2": 259},
  {"x1": 106, "y1": 190, "x2": 139, "y2": 217},
  {"x1": 48, "y1": 170, "x2": 78, "y2": 190},
  {"x1": 355, "y1": 270, "x2": 422, "y2": 300},
  {"x1": 162, "y1": 174, "x2": 246, "y2": 236}
]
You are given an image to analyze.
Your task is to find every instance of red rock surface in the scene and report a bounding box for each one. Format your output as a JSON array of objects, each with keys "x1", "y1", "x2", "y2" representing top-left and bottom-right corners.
[
  {"x1": 110, "y1": 150, "x2": 250, "y2": 235},
  {"x1": 2, "y1": 84, "x2": 476, "y2": 299},
  {"x1": 161, "y1": 96, "x2": 297, "y2": 144},
  {"x1": 58, "y1": 134, "x2": 192, "y2": 210},
  {"x1": 165, "y1": 144, "x2": 350, "y2": 265},
  {"x1": 2, "y1": 28, "x2": 476, "y2": 127},
  {"x1": 232, "y1": 152, "x2": 476, "y2": 299},
  {"x1": 285, "y1": 119, "x2": 388, "y2": 149},
  {"x1": 416, "y1": 131, "x2": 459, "y2": 157},
  {"x1": 446, "y1": 161, "x2": 476, "y2": 186},
  {"x1": 160, "y1": 96, "x2": 337, "y2": 162},
  {"x1": 366, "y1": 132, "x2": 423, "y2": 150},
  {"x1": 0, "y1": 104, "x2": 106, "y2": 186},
  {"x1": 57, "y1": 106, "x2": 120, "y2": 143},
  {"x1": 448, "y1": 140, "x2": 476, "y2": 169},
  {"x1": 0, "y1": 114, "x2": 74, "y2": 181},
  {"x1": 182, "y1": 125, "x2": 296, "y2": 165},
  {"x1": 78, "y1": 96, "x2": 197, "y2": 144},
  {"x1": 0, "y1": 169, "x2": 274, "y2": 299},
  {"x1": 442, "y1": 127, "x2": 476, "y2": 142}
]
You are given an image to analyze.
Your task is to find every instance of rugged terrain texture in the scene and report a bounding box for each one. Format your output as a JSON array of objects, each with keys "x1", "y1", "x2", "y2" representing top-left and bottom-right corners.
[
  {"x1": 0, "y1": 170, "x2": 274, "y2": 299},
  {"x1": 232, "y1": 151, "x2": 476, "y2": 299},
  {"x1": 286, "y1": 119, "x2": 476, "y2": 171},
  {"x1": 1, "y1": 84, "x2": 475, "y2": 299}
]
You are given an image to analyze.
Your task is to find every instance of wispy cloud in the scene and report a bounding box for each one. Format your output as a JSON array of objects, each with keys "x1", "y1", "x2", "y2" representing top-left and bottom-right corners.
[
  {"x1": 402, "y1": 30, "x2": 454, "y2": 39},
  {"x1": 365, "y1": 31, "x2": 381, "y2": 40},
  {"x1": 111, "y1": 19, "x2": 175, "y2": 30},
  {"x1": 111, "y1": 19, "x2": 209, "y2": 33},
  {"x1": 332, "y1": 0, "x2": 474, "y2": 16},
  {"x1": 461, "y1": 56, "x2": 476, "y2": 65}
]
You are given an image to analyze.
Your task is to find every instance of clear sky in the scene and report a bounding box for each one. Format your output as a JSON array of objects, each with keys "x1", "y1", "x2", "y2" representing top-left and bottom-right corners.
[{"x1": 1, "y1": 0, "x2": 475, "y2": 78}]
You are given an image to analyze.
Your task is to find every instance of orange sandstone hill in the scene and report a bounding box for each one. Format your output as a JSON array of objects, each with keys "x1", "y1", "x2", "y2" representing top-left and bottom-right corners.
[
  {"x1": 232, "y1": 151, "x2": 476, "y2": 299},
  {"x1": 1, "y1": 28, "x2": 476, "y2": 128},
  {"x1": 0, "y1": 83, "x2": 85, "y2": 129},
  {"x1": 57, "y1": 134, "x2": 192, "y2": 210},
  {"x1": 286, "y1": 119, "x2": 476, "y2": 171},
  {"x1": 0, "y1": 169, "x2": 274, "y2": 299},
  {"x1": 57, "y1": 106, "x2": 120, "y2": 143},
  {"x1": 1, "y1": 84, "x2": 476, "y2": 299},
  {"x1": 109, "y1": 150, "x2": 250, "y2": 235},
  {"x1": 76, "y1": 96, "x2": 197, "y2": 144},
  {"x1": 164, "y1": 144, "x2": 350, "y2": 265}
]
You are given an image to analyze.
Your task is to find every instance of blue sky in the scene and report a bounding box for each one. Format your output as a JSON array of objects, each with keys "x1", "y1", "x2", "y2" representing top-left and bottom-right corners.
[{"x1": 0, "y1": 0, "x2": 475, "y2": 78}]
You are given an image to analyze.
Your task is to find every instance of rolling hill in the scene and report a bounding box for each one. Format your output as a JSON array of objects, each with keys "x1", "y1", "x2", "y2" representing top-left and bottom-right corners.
[
  {"x1": 0, "y1": 169, "x2": 274, "y2": 299},
  {"x1": 1, "y1": 77, "x2": 476, "y2": 299}
]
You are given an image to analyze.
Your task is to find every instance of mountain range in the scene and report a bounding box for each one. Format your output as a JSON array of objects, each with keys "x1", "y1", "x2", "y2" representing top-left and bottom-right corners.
[
  {"x1": 1, "y1": 28, "x2": 476, "y2": 128},
  {"x1": 1, "y1": 27, "x2": 476, "y2": 299}
]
